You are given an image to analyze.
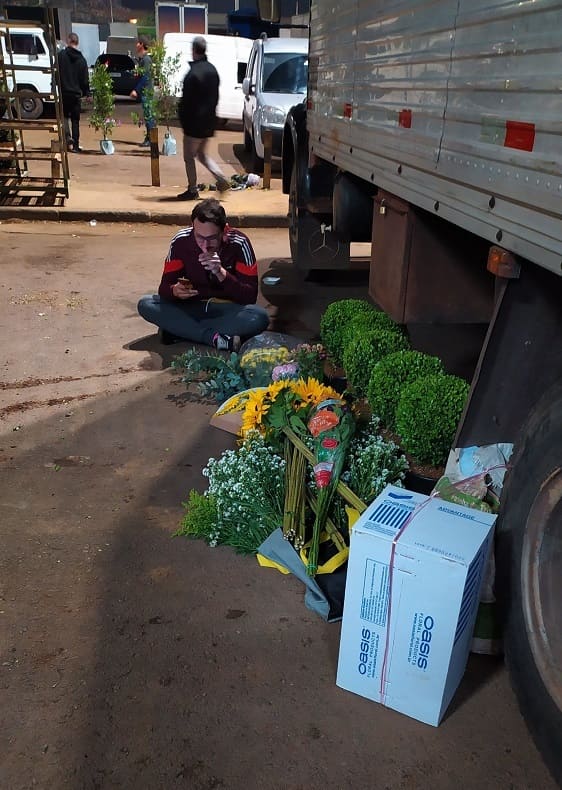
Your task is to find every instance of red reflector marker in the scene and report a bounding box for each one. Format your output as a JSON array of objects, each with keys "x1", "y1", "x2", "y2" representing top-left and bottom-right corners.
[
  {"x1": 398, "y1": 109, "x2": 412, "y2": 128},
  {"x1": 504, "y1": 121, "x2": 535, "y2": 152},
  {"x1": 343, "y1": 102, "x2": 353, "y2": 119}
]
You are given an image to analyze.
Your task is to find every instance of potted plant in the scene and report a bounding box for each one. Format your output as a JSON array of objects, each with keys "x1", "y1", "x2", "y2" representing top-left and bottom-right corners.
[
  {"x1": 319, "y1": 299, "x2": 376, "y2": 368},
  {"x1": 132, "y1": 40, "x2": 181, "y2": 155},
  {"x1": 342, "y1": 328, "x2": 410, "y2": 398},
  {"x1": 395, "y1": 372, "x2": 470, "y2": 472},
  {"x1": 89, "y1": 61, "x2": 117, "y2": 154},
  {"x1": 367, "y1": 349, "x2": 445, "y2": 430}
]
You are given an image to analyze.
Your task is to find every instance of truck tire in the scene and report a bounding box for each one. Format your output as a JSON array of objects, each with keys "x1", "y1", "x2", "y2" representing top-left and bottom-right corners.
[
  {"x1": 289, "y1": 160, "x2": 349, "y2": 273},
  {"x1": 251, "y1": 138, "x2": 264, "y2": 174},
  {"x1": 243, "y1": 122, "x2": 251, "y2": 153},
  {"x1": 496, "y1": 382, "x2": 562, "y2": 786},
  {"x1": 17, "y1": 90, "x2": 43, "y2": 121}
]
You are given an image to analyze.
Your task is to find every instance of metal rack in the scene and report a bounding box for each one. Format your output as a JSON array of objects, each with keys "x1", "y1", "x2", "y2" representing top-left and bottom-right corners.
[{"x1": 0, "y1": 7, "x2": 69, "y2": 204}]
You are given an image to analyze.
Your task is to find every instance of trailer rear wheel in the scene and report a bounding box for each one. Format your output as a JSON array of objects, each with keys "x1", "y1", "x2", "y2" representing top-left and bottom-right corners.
[
  {"x1": 288, "y1": 160, "x2": 349, "y2": 273},
  {"x1": 497, "y1": 383, "x2": 562, "y2": 785}
]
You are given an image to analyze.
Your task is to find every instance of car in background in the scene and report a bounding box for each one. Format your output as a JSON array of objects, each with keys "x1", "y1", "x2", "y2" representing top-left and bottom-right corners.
[
  {"x1": 242, "y1": 35, "x2": 308, "y2": 172},
  {"x1": 94, "y1": 53, "x2": 138, "y2": 97}
]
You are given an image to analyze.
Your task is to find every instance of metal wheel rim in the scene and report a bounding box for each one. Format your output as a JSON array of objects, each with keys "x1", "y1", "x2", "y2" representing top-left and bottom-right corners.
[
  {"x1": 521, "y1": 466, "x2": 562, "y2": 711},
  {"x1": 21, "y1": 97, "x2": 36, "y2": 113}
]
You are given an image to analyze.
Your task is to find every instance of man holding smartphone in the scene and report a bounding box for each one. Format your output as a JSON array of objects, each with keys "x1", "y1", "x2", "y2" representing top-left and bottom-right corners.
[{"x1": 137, "y1": 198, "x2": 269, "y2": 350}]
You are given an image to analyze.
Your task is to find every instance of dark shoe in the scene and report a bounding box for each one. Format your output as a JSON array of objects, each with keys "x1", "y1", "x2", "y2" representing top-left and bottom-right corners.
[
  {"x1": 71, "y1": 145, "x2": 83, "y2": 153},
  {"x1": 176, "y1": 188, "x2": 200, "y2": 200},
  {"x1": 140, "y1": 139, "x2": 151, "y2": 148},
  {"x1": 213, "y1": 333, "x2": 240, "y2": 352},
  {"x1": 217, "y1": 178, "x2": 231, "y2": 193},
  {"x1": 158, "y1": 328, "x2": 184, "y2": 345}
]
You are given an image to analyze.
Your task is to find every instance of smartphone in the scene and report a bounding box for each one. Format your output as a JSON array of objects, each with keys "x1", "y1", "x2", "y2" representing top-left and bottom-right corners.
[{"x1": 177, "y1": 277, "x2": 193, "y2": 288}]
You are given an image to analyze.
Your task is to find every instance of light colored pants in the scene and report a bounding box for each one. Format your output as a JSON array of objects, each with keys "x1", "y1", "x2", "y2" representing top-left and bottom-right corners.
[{"x1": 183, "y1": 134, "x2": 227, "y2": 190}]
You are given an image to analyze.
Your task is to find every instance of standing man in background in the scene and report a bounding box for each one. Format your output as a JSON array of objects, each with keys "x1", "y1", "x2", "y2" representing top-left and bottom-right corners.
[
  {"x1": 57, "y1": 32, "x2": 90, "y2": 153},
  {"x1": 130, "y1": 35, "x2": 155, "y2": 148},
  {"x1": 176, "y1": 36, "x2": 230, "y2": 200}
]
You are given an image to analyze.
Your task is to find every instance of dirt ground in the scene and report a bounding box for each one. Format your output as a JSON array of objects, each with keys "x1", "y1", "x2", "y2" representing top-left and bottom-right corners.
[{"x1": 0, "y1": 223, "x2": 556, "y2": 790}]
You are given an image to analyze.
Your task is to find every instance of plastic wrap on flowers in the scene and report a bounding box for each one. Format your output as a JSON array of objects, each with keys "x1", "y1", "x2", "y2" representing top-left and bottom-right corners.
[{"x1": 239, "y1": 331, "x2": 301, "y2": 387}]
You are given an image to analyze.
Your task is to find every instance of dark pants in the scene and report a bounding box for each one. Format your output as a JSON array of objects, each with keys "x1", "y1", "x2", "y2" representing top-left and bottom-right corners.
[
  {"x1": 62, "y1": 94, "x2": 81, "y2": 148},
  {"x1": 137, "y1": 294, "x2": 269, "y2": 346},
  {"x1": 140, "y1": 92, "x2": 156, "y2": 139}
]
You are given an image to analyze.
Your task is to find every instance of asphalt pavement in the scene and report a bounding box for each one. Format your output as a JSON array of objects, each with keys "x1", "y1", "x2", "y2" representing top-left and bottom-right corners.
[{"x1": 0, "y1": 101, "x2": 289, "y2": 226}]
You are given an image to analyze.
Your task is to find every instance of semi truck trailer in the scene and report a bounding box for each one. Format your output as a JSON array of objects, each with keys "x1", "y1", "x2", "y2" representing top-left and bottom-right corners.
[{"x1": 281, "y1": 0, "x2": 562, "y2": 782}]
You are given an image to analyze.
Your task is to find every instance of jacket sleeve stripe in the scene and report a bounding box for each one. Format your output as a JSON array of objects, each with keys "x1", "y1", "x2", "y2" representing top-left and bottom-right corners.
[
  {"x1": 164, "y1": 259, "x2": 184, "y2": 274},
  {"x1": 235, "y1": 261, "x2": 257, "y2": 276}
]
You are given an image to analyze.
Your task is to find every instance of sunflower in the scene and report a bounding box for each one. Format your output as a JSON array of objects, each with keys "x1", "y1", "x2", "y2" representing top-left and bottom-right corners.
[
  {"x1": 240, "y1": 388, "x2": 275, "y2": 435},
  {"x1": 290, "y1": 377, "x2": 342, "y2": 407}
]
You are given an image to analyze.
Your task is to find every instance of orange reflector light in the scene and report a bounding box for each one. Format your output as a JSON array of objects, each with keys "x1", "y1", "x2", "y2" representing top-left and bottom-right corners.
[{"x1": 487, "y1": 246, "x2": 520, "y2": 278}]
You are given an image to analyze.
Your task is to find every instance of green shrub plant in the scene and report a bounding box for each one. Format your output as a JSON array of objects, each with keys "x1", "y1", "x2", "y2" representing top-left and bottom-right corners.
[
  {"x1": 343, "y1": 329, "x2": 410, "y2": 398},
  {"x1": 319, "y1": 299, "x2": 375, "y2": 366},
  {"x1": 395, "y1": 373, "x2": 470, "y2": 467},
  {"x1": 367, "y1": 350, "x2": 445, "y2": 430}
]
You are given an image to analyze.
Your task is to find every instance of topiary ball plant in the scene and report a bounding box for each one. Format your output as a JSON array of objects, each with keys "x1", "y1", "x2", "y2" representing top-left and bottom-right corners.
[
  {"x1": 342, "y1": 329, "x2": 410, "y2": 398},
  {"x1": 367, "y1": 350, "x2": 445, "y2": 430},
  {"x1": 395, "y1": 373, "x2": 470, "y2": 467},
  {"x1": 319, "y1": 299, "x2": 375, "y2": 367},
  {"x1": 341, "y1": 309, "x2": 404, "y2": 360}
]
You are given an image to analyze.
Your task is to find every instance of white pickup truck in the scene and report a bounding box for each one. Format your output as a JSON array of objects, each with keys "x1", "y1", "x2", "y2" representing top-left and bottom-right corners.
[
  {"x1": 281, "y1": 0, "x2": 562, "y2": 784},
  {"x1": 0, "y1": 25, "x2": 56, "y2": 119}
]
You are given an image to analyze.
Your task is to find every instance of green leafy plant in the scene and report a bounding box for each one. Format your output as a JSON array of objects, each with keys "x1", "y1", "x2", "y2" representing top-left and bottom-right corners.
[
  {"x1": 171, "y1": 348, "x2": 247, "y2": 403},
  {"x1": 395, "y1": 373, "x2": 470, "y2": 467},
  {"x1": 89, "y1": 62, "x2": 116, "y2": 139},
  {"x1": 367, "y1": 350, "x2": 445, "y2": 430},
  {"x1": 319, "y1": 299, "x2": 375, "y2": 366},
  {"x1": 133, "y1": 40, "x2": 181, "y2": 131},
  {"x1": 342, "y1": 329, "x2": 410, "y2": 398},
  {"x1": 175, "y1": 490, "x2": 218, "y2": 541},
  {"x1": 341, "y1": 310, "x2": 403, "y2": 358}
]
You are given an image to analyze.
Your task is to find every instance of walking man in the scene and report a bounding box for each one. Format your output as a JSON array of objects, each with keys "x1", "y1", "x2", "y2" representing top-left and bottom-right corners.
[
  {"x1": 176, "y1": 36, "x2": 230, "y2": 200},
  {"x1": 137, "y1": 198, "x2": 269, "y2": 349},
  {"x1": 57, "y1": 32, "x2": 90, "y2": 153},
  {"x1": 130, "y1": 35, "x2": 155, "y2": 147}
]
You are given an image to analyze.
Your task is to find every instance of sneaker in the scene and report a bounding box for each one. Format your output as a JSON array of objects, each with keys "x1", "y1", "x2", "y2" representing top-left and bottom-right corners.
[
  {"x1": 213, "y1": 333, "x2": 240, "y2": 352},
  {"x1": 216, "y1": 178, "x2": 231, "y2": 193},
  {"x1": 176, "y1": 188, "x2": 200, "y2": 200},
  {"x1": 140, "y1": 139, "x2": 151, "y2": 148},
  {"x1": 158, "y1": 328, "x2": 184, "y2": 345}
]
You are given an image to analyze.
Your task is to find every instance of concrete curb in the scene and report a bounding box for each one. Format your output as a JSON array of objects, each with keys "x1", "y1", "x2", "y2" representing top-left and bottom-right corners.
[{"x1": 0, "y1": 208, "x2": 290, "y2": 227}]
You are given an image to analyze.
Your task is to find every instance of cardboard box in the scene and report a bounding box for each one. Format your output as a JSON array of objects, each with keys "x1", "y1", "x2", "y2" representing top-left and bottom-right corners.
[{"x1": 336, "y1": 485, "x2": 496, "y2": 725}]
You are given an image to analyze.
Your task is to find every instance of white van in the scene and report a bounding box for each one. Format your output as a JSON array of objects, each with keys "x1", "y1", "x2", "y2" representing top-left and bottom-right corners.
[
  {"x1": 0, "y1": 26, "x2": 55, "y2": 119},
  {"x1": 163, "y1": 32, "x2": 253, "y2": 126},
  {"x1": 242, "y1": 35, "x2": 308, "y2": 170}
]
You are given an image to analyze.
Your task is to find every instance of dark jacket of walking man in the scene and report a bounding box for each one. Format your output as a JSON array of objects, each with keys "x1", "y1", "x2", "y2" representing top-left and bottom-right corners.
[
  {"x1": 57, "y1": 33, "x2": 90, "y2": 153},
  {"x1": 176, "y1": 36, "x2": 230, "y2": 200},
  {"x1": 130, "y1": 35, "x2": 155, "y2": 147}
]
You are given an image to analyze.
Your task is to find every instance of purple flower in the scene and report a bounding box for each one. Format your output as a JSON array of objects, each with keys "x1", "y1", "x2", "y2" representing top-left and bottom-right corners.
[{"x1": 272, "y1": 362, "x2": 299, "y2": 381}]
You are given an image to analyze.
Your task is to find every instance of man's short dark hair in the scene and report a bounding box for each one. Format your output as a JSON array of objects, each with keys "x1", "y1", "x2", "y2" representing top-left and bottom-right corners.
[
  {"x1": 192, "y1": 36, "x2": 207, "y2": 57},
  {"x1": 191, "y1": 198, "x2": 226, "y2": 229},
  {"x1": 68, "y1": 32, "x2": 79, "y2": 46},
  {"x1": 137, "y1": 35, "x2": 150, "y2": 50}
]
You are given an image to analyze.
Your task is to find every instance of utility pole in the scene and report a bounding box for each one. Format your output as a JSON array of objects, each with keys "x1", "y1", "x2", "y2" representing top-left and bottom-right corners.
[{"x1": 109, "y1": 0, "x2": 114, "y2": 24}]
